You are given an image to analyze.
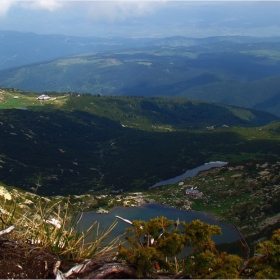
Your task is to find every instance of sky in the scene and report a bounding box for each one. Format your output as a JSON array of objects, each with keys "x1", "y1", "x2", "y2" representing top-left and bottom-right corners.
[{"x1": 1, "y1": 1, "x2": 280, "y2": 38}]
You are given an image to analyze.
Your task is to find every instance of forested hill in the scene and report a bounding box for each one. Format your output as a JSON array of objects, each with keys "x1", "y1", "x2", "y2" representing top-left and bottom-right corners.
[
  {"x1": 1, "y1": 40, "x2": 280, "y2": 116},
  {"x1": 1, "y1": 31, "x2": 280, "y2": 71},
  {"x1": 0, "y1": 89, "x2": 279, "y2": 196}
]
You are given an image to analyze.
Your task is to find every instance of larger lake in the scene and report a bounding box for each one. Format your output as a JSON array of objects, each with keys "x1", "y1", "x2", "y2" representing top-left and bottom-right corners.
[
  {"x1": 78, "y1": 203, "x2": 239, "y2": 244},
  {"x1": 78, "y1": 162, "x2": 239, "y2": 245}
]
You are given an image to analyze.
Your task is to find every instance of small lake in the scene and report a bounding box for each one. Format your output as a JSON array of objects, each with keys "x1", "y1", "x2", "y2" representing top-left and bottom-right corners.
[
  {"x1": 150, "y1": 161, "x2": 227, "y2": 188},
  {"x1": 78, "y1": 203, "x2": 239, "y2": 245}
]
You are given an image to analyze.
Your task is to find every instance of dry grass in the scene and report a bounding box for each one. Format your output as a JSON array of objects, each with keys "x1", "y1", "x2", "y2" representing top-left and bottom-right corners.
[{"x1": 1, "y1": 199, "x2": 120, "y2": 261}]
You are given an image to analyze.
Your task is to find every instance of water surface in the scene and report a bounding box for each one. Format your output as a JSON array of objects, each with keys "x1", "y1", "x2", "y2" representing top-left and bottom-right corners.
[
  {"x1": 150, "y1": 161, "x2": 227, "y2": 188},
  {"x1": 79, "y1": 162, "x2": 237, "y2": 246},
  {"x1": 79, "y1": 203, "x2": 239, "y2": 244}
]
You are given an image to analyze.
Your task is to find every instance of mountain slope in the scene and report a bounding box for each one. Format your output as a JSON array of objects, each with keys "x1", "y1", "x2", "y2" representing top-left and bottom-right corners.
[
  {"x1": 0, "y1": 30, "x2": 154, "y2": 70},
  {"x1": 0, "y1": 90, "x2": 279, "y2": 196},
  {"x1": 2, "y1": 30, "x2": 280, "y2": 71},
  {"x1": 1, "y1": 40, "x2": 280, "y2": 115},
  {"x1": 178, "y1": 75, "x2": 280, "y2": 117}
]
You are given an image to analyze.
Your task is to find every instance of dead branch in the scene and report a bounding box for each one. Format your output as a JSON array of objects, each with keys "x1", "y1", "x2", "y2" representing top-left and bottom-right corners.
[
  {"x1": 64, "y1": 259, "x2": 94, "y2": 278},
  {"x1": 85, "y1": 262, "x2": 137, "y2": 279},
  {"x1": 115, "y1": 216, "x2": 132, "y2": 225},
  {"x1": 233, "y1": 224, "x2": 250, "y2": 260},
  {"x1": 0, "y1": 225, "x2": 15, "y2": 237},
  {"x1": 55, "y1": 270, "x2": 66, "y2": 280},
  {"x1": 232, "y1": 223, "x2": 251, "y2": 275}
]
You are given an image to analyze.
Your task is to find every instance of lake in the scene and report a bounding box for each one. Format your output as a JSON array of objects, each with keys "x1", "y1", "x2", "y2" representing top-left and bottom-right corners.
[
  {"x1": 78, "y1": 203, "x2": 240, "y2": 245},
  {"x1": 150, "y1": 161, "x2": 227, "y2": 188},
  {"x1": 78, "y1": 161, "x2": 239, "y2": 247}
]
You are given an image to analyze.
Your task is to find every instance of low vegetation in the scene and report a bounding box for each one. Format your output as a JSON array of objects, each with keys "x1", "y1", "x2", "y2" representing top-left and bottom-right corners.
[
  {"x1": 1, "y1": 88, "x2": 280, "y2": 278},
  {"x1": 0, "y1": 197, "x2": 119, "y2": 260},
  {"x1": 0, "y1": 89, "x2": 279, "y2": 196},
  {"x1": 1, "y1": 197, "x2": 280, "y2": 279},
  {"x1": 147, "y1": 158, "x2": 280, "y2": 236}
]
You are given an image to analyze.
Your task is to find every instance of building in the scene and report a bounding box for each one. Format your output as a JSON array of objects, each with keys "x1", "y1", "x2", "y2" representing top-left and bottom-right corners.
[
  {"x1": 37, "y1": 94, "x2": 50, "y2": 100},
  {"x1": 185, "y1": 189, "x2": 203, "y2": 199}
]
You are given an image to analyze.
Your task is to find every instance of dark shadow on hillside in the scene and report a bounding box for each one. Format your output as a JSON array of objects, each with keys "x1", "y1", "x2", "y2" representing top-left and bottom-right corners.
[
  {"x1": 0, "y1": 107, "x2": 279, "y2": 196},
  {"x1": 253, "y1": 92, "x2": 280, "y2": 116}
]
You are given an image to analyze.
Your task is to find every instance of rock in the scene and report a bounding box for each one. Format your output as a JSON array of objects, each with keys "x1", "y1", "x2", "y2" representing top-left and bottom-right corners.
[
  {"x1": 96, "y1": 208, "x2": 109, "y2": 214},
  {"x1": 0, "y1": 186, "x2": 12, "y2": 200},
  {"x1": 260, "y1": 163, "x2": 269, "y2": 169},
  {"x1": 231, "y1": 174, "x2": 242, "y2": 178},
  {"x1": 259, "y1": 170, "x2": 270, "y2": 176}
]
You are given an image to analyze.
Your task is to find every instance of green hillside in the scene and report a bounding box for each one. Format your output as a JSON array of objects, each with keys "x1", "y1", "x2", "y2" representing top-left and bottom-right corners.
[
  {"x1": 0, "y1": 89, "x2": 279, "y2": 196},
  {"x1": 148, "y1": 157, "x2": 280, "y2": 235},
  {"x1": 1, "y1": 40, "x2": 280, "y2": 116},
  {"x1": 2, "y1": 31, "x2": 280, "y2": 71},
  {"x1": 178, "y1": 75, "x2": 280, "y2": 117}
]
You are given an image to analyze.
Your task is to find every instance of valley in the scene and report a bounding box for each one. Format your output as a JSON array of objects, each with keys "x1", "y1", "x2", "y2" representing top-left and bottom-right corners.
[
  {"x1": 1, "y1": 4, "x2": 280, "y2": 277},
  {"x1": 0, "y1": 89, "x2": 279, "y2": 196},
  {"x1": 1, "y1": 89, "x2": 280, "y2": 279},
  {"x1": 0, "y1": 88, "x2": 280, "y2": 243}
]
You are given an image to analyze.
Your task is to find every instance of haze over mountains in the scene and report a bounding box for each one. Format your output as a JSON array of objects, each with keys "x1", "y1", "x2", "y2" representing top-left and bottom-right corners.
[
  {"x1": 1, "y1": 31, "x2": 280, "y2": 117},
  {"x1": 2, "y1": 30, "x2": 280, "y2": 71}
]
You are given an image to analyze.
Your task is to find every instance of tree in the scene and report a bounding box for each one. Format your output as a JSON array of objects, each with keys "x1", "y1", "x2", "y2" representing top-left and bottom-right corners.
[
  {"x1": 181, "y1": 220, "x2": 242, "y2": 279},
  {"x1": 243, "y1": 229, "x2": 280, "y2": 279},
  {"x1": 117, "y1": 217, "x2": 185, "y2": 278},
  {"x1": 117, "y1": 217, "x2": 280, "y2": 279},
  {"x1": 117, "y1": 217, "x2": 243, "y2": 278}
]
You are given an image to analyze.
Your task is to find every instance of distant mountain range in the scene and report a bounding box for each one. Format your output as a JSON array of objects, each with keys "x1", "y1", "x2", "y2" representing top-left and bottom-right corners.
[
  {"x1": 2, "y1": 30, "x2": 280, "y2": 71},
  {"x1": 0, "y1": 31, "x2": 280, "y2": 116}
]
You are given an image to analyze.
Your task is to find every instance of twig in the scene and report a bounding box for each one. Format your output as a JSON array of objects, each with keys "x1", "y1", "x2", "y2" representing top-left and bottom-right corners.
[
  {"x1": 53, "y1": 260, "x2": 61, "y2": 277},
  {"x1": 115, "y1": 216, "x2": 132, "y2": 225},
  {"x1": 0, "y1": 215, "x2": 8, "y2": 226},
  {"x1": 55, "y1": 270, "x2": 66, "y2": 280},
  {"x1": 232, "y1": 223, "x2": 251, "y2": 275},
  {"x1": 116, "y1": 215, "x2": 144, "y2": 248},
  {"x1": 0, "y1": 225, "x2": 15, "y2": 237}
]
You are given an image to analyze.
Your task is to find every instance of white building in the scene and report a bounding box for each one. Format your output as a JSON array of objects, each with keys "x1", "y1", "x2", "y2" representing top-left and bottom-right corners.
[
  {"x1": 37, "y1": 94, "x2": 51, "y2": 100},
  {"x1": 185, "y1": 189, "x2": 203, "y2": 199}
]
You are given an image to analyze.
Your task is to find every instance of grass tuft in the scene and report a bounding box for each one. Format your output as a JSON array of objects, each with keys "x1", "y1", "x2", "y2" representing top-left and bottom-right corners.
[{"x1": 0, "y1": 198, "x2": 119, "y2": 261}]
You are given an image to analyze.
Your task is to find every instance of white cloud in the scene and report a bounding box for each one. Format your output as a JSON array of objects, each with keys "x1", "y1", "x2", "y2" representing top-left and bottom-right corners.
[
  {"x1": 0, "y1": 1, "x2": 164, "y2": 20},
  {"x1": 86, "y1": 1, "x2": 160, "y2": 21},
  {"x1": 11, "y1": 0, "x2": 280, "y2": 1},
  {"x1": 0, "y1": 0, "x2": 63, "y2": 15},
  {"x1": 0, "y1": 0, "x2": 278, "y2": 17},
  {"x1": 27, "y1": 0, "x2": 63, "y2": 11},
  {"x1": 0, "y1": 0, "x2": 17, "y2": 16}
]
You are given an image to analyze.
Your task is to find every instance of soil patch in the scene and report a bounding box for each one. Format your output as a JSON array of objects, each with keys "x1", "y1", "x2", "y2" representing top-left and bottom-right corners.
[{"x1": 0, "y1": 240, "x2": 74, "y2": 279}]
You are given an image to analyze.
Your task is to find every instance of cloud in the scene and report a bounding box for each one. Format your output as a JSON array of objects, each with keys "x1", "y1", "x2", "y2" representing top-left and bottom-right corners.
[
  {"x1": 0, "y1": 0, "x2": 63, "y2": 15},
  {"x1": 85, "y1": 1, "x2": 161, "y2": 22},
  {"x1": 0, "y1": 0, "x2": 165, "y2": 20},
  {"x1": 27, "y1": 1, "x2": 63, "y2": 11},
  {"x1": 0, "y1": 0, "x2": 17, "y2": 16},
  {"x1": 1, "y1": 0, "x2": 278, "y2": 18}
]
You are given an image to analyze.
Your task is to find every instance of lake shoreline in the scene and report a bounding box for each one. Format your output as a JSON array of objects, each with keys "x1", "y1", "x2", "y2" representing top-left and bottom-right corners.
[
  {"x1": 149, "y1": 161, "x2": 228, "y2": 189},
  {"x1": 95, "y1": 162, "x2": 229, "y2": 224},
  {"x1": 80, "y1": 202, "x2": 240, "y2": 244}
]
